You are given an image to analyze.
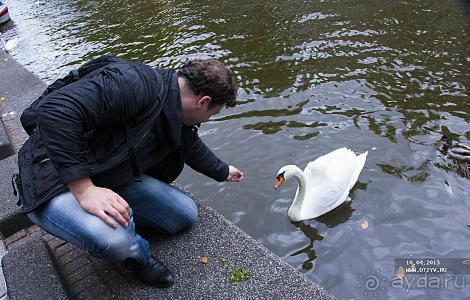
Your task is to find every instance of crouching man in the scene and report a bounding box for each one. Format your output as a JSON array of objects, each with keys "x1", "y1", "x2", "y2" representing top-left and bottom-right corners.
[{"x1": 15, "y1": 57, "x2": 244, "y2": 288}]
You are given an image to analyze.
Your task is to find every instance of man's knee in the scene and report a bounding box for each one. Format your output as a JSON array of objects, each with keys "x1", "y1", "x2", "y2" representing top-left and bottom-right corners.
[
  {"x1": 182, "y1": 204, "x2": 198, "y2": 229},
  {"x1": 89, "y1": 226, "x2": 134, "y2": 261},
  {"x1": 168, "y1": 202, "x2": 198, "y2": 234}
]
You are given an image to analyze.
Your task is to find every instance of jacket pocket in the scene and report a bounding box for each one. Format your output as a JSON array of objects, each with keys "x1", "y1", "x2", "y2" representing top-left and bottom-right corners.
[
  {"x1": 31, "y1": 130, "x2": 49, "y2": 163},
  {"x1": 31, "y1": 159, "x2": 62, "y2": 199},
  {"x1": 17, "y1": 137, "x2": 36, "y2": 210},
  {"x1": 28, "y1": 132, "x2": 62, "y2": 202}
]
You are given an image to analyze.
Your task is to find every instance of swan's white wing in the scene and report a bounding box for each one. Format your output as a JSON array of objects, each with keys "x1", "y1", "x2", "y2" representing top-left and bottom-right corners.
[{"x1": 300, "y1": 148, "x2": 360, "y2": 219}]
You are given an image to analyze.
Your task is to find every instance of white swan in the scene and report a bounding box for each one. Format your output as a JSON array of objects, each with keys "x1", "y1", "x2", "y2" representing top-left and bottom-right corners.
[{"x1": 274, "y1": 148, "x2": 368, "y2": 222}]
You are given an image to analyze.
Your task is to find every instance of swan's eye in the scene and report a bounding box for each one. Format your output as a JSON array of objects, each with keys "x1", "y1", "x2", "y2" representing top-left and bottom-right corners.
[{"x1": 276, "y1": 171, "x2": 285, "y2": 180}]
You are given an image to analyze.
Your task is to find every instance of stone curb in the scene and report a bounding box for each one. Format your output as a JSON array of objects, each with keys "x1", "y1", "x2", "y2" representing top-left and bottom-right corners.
[{"x1": 2, "y1": 234, "x2": 69, "y2": 299}]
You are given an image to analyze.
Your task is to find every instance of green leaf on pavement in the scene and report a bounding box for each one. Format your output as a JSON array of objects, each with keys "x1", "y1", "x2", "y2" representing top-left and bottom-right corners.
[{"x1": 230, "y1": 268, "x2": 250, "y2": 285}]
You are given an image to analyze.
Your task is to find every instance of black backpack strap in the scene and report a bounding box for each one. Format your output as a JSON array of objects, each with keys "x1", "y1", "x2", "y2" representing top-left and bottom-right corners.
[
  {"x1": 20, "y1": 55, "x2": 123, "y2": 136},
  {"x1": 71, "y1": 69, "x2": 80, "y2": 80},
  {"x1": 125, "y1": 125, "x2": 142, "y2": 182},
  {"x1": 11, "y1": 173, "x2": 18, "y2": 197}
]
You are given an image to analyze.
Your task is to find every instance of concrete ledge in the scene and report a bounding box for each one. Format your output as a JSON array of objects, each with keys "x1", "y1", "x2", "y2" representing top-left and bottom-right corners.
[
  {"x1": 0, "y1": 47, "x2": 45, "y2": 154},
  {"x1": 0, "y1": 48, "x2": 44, "y2": 238},
  {"x1": 0, "y1": 209, "x2": 32, "y2": 238},
  {"x1": 136, "y1": 194, "x2": 334, "y2": 299},
  {"x1": 2, "y1": 206, "x2": 334, "y2": 299},
  {"x1": 0, "y1": 121, "x2": 13, "y2": 160},
  {"x1": 0, "y1": 154, "x2": 33, "y2": 238},
  {"x1": 2, "y1": 237, "x2": 69, "y2": 299}
]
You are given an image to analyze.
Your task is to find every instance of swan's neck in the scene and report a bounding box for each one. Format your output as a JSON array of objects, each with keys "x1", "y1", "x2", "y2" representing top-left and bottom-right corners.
[{"x1": 287, "y1": 166, "x2": 307, "y2": 219}]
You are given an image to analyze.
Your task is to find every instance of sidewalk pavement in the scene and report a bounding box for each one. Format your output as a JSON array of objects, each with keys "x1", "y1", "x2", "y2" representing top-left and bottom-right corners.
[{"x1": 0, "y1": 46, "x2": 335, "y2": 299}]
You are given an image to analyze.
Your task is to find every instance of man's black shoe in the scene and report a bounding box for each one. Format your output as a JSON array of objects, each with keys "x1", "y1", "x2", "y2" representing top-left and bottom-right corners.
[{"x1": 133, "y1": 255, "x2": 174, "y2": 288}]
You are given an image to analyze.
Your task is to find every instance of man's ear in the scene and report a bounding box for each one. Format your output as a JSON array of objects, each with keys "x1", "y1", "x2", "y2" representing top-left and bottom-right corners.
[{"x1": 197, "y1": 95, "x2": 212, "y2": 109}]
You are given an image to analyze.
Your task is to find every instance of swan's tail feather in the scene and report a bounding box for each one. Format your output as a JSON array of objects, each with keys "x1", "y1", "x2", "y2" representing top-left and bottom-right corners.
[{"x1": 347, "y1": 151, "x2": 368, "y2": 191}]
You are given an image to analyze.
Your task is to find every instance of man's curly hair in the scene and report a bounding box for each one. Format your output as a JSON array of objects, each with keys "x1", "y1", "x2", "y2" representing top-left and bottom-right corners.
[{"x1": 177, "y1": 59, "x2": 238, "y2": 108}]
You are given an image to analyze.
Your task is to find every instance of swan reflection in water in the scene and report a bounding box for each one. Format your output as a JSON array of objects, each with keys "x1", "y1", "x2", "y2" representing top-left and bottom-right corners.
[
  {"x1": 289, "y1": 199, "x2": 355, "y2": 270},
  {"x1": 286, "y1": 178, "x2": 370, "y2": 270}
]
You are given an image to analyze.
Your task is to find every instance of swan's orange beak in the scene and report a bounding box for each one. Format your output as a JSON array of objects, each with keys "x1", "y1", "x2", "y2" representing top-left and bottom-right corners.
[{"x1": 274, "y1": 176, "x2": 285, "y2": 190}]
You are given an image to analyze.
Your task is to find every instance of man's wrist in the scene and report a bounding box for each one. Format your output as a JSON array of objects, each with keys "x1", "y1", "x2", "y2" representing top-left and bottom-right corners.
[{"x1": 66, "y1": 177, "x2": 94, "y2": 196}]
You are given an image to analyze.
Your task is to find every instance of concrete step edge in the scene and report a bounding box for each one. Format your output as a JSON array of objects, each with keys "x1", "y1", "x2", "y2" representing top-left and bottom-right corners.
[{"x1": 1, "y1": 235, "x2": 70, "y2": 299}]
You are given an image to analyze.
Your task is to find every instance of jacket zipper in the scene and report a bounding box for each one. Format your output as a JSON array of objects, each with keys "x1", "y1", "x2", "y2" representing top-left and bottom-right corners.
[{"x1": 38, "y1": 183, "x2": 67, "y2": 203}]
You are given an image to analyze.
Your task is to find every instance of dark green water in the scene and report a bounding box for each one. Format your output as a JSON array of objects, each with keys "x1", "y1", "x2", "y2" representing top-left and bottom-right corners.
[{"x1": 2, "y1": 0, "x2": 469, "y2": 298}]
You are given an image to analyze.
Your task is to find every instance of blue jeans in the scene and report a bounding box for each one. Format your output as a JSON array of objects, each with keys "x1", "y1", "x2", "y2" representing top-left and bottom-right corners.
[{"x1": 27, "y1": 175, "x2": 198, "y2": 266}]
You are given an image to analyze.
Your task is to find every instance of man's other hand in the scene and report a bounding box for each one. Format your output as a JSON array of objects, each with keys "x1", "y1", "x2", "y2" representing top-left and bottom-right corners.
[{"x1": 226, "y1": 165, "x2": 244, "y2": 182}]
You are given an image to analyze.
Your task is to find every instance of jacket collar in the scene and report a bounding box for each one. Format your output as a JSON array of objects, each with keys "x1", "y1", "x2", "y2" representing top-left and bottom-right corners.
[
  {"x1": 159, "y1": 70, "x2": 182, "y2": 148},
  {"x1": 156, "y1": 69, "x2": 201, "y2": 147}
]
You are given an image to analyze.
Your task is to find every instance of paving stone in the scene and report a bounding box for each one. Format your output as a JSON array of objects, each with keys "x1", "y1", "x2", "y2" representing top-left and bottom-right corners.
[
  {"x1": 0, "y1": 241, "x2": 5, "y2": 255},
  {"x1": 71, "y1": 272, "x2": 104, "y2": 295},
  {"x1": 47, "y1": 237, "x2": 67, "y2": 249},
  {"x1": 88, "y1": 256, "x2": 136, "y2": 298},
  {"x1": 75, "y1": 285, "x2": 115, "y2": 300},
  {"x1": 2, "y1": 238, "x2": 68, "y2": 299},
  {"x1": 67, "y1": 263, "x2": 95, "y2": 283},
  {"x1": 4, "y1": 229, "x2": 26, "y2": 246},
  {"x1": 61, "y1": 255, "x2": 92, "y2": 275},
  {"x1": 58, "y1": 247, "x2": 87, "y2": 265},
  {"x1": 27, "y1": 225, "x2": 44, "y2": 234},
  {"x1": 41, "y1": 233, "x2": 55, "y2": 242},
  {"x1": 0, "y1": 118, "x2": 13, "y2": 160},
  {"x1": 0, "y1": 265, "x2": 6, "y2": 299},
  {"x1": 5, "y1": 230, "x2": 42, "y2": 250},
  {"x1": 55, "y1": 242, "x2": 77, "y2": 257}
]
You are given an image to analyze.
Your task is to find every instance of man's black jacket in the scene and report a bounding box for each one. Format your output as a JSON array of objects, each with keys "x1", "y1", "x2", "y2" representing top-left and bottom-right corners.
[{"x1": 16, "y1": 61, "x2": 229, "y2": 213}]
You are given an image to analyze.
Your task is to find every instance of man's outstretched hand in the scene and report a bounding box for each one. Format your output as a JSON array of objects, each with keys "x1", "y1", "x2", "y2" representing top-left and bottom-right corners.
[{"x1": 226, "y1": 165, "x2": 244, "y2": 182}]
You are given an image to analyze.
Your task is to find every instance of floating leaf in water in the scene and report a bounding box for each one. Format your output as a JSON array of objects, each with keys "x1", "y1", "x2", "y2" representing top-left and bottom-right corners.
[
  {"x1": 230, "y1": 268, "x2": 250, "y2": 285},
  {"x1": 200, "y1": 256, "x2": 209, "y2": 265},
  {"x1": 395, "y1": 266, "x2": 406, "y2": 279},
  {"x1": 0, "y1": 97, "x2": 5, "y2": 101},
  {"x1": 361, "y1": 220, "x2": 369, "y2": 229}
]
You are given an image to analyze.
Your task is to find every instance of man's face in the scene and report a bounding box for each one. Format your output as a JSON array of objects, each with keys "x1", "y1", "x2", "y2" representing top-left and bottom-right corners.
[
  {"x1": 179, "y1": 76, "x2": 224, "y2": 126},
  {"x1": 190, "y1": 99, "x2": 223, "y2": 124}
]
